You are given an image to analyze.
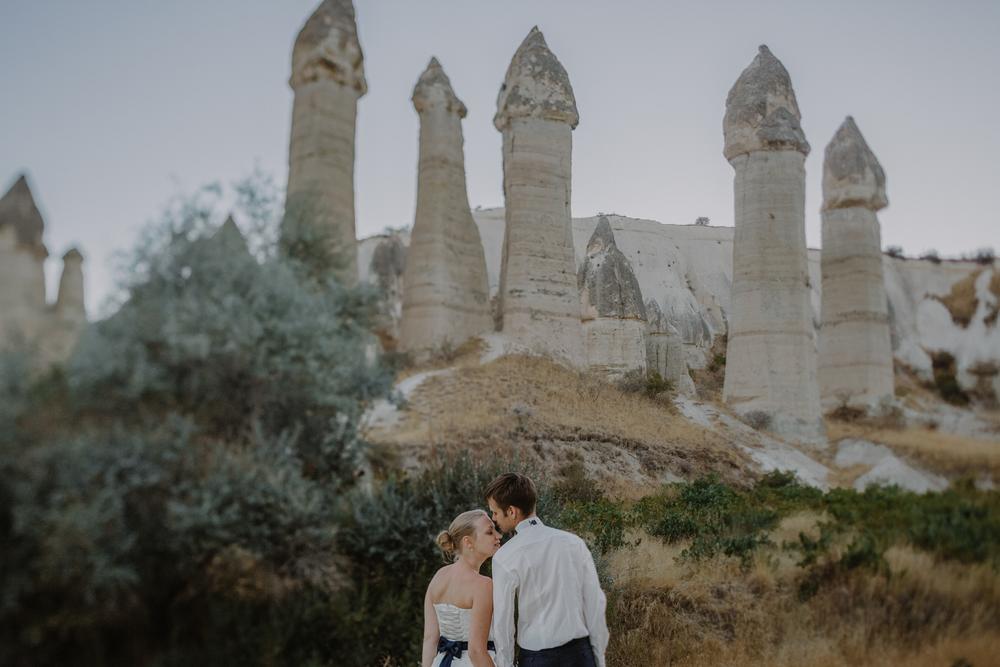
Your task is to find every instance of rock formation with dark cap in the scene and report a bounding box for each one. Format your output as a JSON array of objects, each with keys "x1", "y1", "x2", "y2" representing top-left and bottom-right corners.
[
  {"x1": 284, "y1": 0, "x2": 366, "y2": 283},
  {"x1": 722, "y1": 46, "x2": 824, "y2": 443},
  {"x1": 578, "y1": 217, "x2": 646, "y2": 376},
  {"x1": 818, "y1": 117, "x2": 894, "y2": 410},
  {"x1": 495, "y1": 27, "x2": 583, "y2": 365}
]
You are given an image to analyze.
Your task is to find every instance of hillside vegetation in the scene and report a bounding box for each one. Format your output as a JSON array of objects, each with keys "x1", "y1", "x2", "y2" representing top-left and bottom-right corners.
[{"x1": 3, "y1": 179, "x2": 998, "y2": 666}]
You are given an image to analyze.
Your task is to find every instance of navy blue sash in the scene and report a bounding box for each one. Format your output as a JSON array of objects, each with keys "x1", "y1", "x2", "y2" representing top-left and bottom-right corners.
[{"x1": 437, "y1": 636, "x2": 496, "y2": 667}]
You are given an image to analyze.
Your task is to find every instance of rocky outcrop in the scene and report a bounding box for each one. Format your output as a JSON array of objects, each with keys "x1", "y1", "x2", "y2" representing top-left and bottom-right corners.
[
  {"x1": 0, "y1": 175, "x2": 48, "y2": 344},
  {"x1": 722, "y1": 46, "x2": 824, "y2": 443},
  {"x1": 578, "y1": 217, "x2": 646, "y2": 377},
  {"x1": 400, "y1": 58, "x2": 491, "y2": 357},
  {"x1": 0, "y1": 174, "x2": 86, "y2": 365},
  {"x1": 819, "y1": 117, "x2": 894, "y2": 410},
  {"x1": 284, "y1": 0, "x2": 366, "y2": 284},
  {"x1": 494, "y1": 27, "x2": 584, "y2": 365},
  {"x1": 361, "y1": 211, "x2": 998, "y2": 407},
  {"x1": 54, "y1": 248, "x2": 85, "y2": 322},
  {"x1": 645, "y1": 299, "x2": 696, "y2": 396},
  {"x1": 45, "y1": 248, "x2": 87, "y2": 363}
]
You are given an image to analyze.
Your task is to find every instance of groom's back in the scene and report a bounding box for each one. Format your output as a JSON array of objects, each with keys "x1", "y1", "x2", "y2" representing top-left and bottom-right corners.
[{"x1": 493, "y1": 521, "x2": 593, "y2": 651}]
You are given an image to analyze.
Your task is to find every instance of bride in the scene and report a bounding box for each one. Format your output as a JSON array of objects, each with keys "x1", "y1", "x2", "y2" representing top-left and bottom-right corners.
[{"x1": 422, "y1": 509, "x2": 501, "y2": 667}]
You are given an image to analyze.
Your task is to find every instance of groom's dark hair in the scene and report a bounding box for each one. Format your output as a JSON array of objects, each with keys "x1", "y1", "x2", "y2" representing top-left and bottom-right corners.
[{"x1": 484, "y1": 473, "x2": 537, "y2": 515}]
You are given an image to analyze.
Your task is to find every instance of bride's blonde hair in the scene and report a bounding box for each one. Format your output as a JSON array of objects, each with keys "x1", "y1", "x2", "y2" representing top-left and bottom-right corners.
[{"x1": 435, "y1": 509, "x2": 488, "y2": 562}]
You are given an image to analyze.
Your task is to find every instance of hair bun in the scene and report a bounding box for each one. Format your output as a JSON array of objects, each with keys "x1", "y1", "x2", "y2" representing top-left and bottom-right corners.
[{"x1": 436, "y1": 530, "x2": 455, "y2": 560}]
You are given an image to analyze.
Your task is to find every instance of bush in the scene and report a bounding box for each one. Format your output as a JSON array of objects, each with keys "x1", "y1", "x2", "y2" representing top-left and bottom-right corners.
[
  {"x1": 972, "y1": 247, "x2": 995, "y2": 265},
  {"x1": 930, "y1": 351, "x2": 970, "y2": 406},
  {"x1": 333, "y1": 454, "x2": 569, "y2": 666},
  {"x1": 743, "y1": 410, "x2": 771, "y2": 431},
  {"x1": 920, "y1": 249, "x2": 942, "y2": 264},
  {"x1": 616, "y1": 370, "x2": 674, "y2": 401},
  {"x1": 707, "y1": 352, "x2": 726, "y2": 373},
  {"x1": 885, "y1": 245, "x2": 905, "y2": 259},
  {"x1": 0, "y1": 176, "x2": 395, "y2": 666},
  {"x1": 636, "y1": 476, "x2": 780, "y2": 568},
  {"x1": 67, "y1": 179, "x2": 392, "y2": 487}
]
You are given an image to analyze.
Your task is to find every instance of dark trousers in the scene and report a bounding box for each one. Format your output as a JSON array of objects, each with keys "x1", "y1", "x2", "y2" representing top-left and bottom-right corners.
[{"x1": 518, "y1": 636, "x2": 597, "y2": 667}]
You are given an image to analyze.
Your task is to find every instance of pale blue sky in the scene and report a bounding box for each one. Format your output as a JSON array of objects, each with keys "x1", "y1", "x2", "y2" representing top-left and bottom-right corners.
[{"x1": 2, "y1": 0, "x2": 998, "y2": 316}]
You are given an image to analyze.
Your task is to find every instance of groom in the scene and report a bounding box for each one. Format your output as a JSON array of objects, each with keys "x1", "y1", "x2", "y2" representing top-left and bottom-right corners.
[{"x1": 485, "y1": 473, "x2": 608, "y2": 667}]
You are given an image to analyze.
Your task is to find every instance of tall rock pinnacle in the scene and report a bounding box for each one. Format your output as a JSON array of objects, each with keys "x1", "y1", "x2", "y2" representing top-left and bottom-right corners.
[
  {"x1": 495, "y1": 27, "x2": 584, "y2": 365},
  {"x1": 55, "y1": 248, "x2": 86, "y2": 323},
  {"x1": 0, "y1": 174, "x2": 48, "y2": 326},
  {"x1": 721, "y1": 46, "x2": 824, "y2": 443},
  {"x1": 284, "y1": 0, "x2": 366, "y2": 284},
  {"x1": 818, "y1": 117, "x2": 894, "y2": 410},
  {"x1": 1, "y1": 173, "x2": 87, "y2": 366},
  {"x1": 400, "y1": 58, "x2": 491, "y2": 357}
]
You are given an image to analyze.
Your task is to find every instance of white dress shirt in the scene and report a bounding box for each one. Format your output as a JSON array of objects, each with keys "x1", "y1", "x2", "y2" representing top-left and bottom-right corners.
[{"x1": 491, "y1": 517, "x2": 608, "y2": 667}]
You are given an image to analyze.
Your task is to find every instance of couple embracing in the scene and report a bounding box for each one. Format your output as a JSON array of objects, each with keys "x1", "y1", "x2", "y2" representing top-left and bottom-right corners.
[{"x1": 422, "y1": 473, "x2": 608, "y2": 667}]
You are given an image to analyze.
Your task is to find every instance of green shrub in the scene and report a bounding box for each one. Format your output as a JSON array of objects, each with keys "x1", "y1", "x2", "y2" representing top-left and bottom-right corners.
[
  {"x1": 334, "y1": 454, "x2": 552, "y2": 667},
  {"x1": 0, "y1": 176, "x2": 394, "y2": 666},
  {"x1": 637, "y1": 476, "x2": 779, "y2": 568},
  {"x1": 707, "y1": 352, "x2": 726, "y2": 373}
]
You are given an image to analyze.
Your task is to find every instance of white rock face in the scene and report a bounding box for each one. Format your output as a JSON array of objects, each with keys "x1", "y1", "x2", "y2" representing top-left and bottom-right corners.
[
  {"x1": 645, "y1": 299, "x2": 696, "y2": 396},
  {"x1": 578, "y1": 218, "x2": 646, "y2": 377},
  {"x1": 835, "y1": 439, "x2": 948, "y2": 493},
  {"x1": 285, "y1": 0, "x2": 366, "y2": 284},
  {"x1": 818, "y1": 117, "x2": 894, "y2": 411},
  {"x1": 493, "y1": 28, "x2": 584, "y2": 366},
  {"x1": 400, "y1": 59, "x2": 491, "y2": 358},
  {"x1": 722, "y1": 45, "x2": 825, "y2": 444},
  {"x1": 360, "y1": 213, "x2": 997, "y2": 413}
]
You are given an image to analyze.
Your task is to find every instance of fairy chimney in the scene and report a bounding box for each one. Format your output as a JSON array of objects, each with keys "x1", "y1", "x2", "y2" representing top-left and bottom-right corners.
[
  {"x1": 400, "y1": 58, "x2": 491, "y2": 357},
  {"x1": 0, "y1": 175, "x2": 48, "y2": 343},
  {"x1": 818, "y1": 117, "x2": 894, "y2": 410},
  {"x1": 722, "y1": 46, "x2": 824, "y2": 443},
  {"x1": 494, "y1": 27, "x2": 583, "y2": 365},
  {"x1": 284, "y1": 0, "x2": 366, "y2": 284}
]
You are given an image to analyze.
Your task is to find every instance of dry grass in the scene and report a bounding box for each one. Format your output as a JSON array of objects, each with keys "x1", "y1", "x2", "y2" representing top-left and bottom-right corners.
[
  {"x1": 986, "y1": 269, "x2": 1000, "y2": 326},
  {"x1": 827, "y1": 421, "x2": 1000, "y2": 480},
  {"x1": 366, "y1": 354, "x2": 753, "y2": 488},
  {"x1": 935, "y1": 269, "x2": 982, "y2": 328},
  {"x1": 606, "y1": 542, "x2": 1000, "y2": 667},
  {"x1": 393, "y1": 336, "x2": 486, "y2": 381},
  {"x1": 690, "y1": 335, "x2": 727, "y2": 401}
]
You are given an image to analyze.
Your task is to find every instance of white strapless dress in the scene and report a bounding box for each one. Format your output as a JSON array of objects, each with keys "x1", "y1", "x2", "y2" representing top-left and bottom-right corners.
[{"x1": 431, "y1": 603, "x2": 496, "y2": 667}]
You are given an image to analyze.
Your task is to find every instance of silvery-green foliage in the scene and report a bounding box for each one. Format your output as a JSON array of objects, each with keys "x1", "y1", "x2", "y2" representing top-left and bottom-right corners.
[
  {"x1": 69, "y1": 179, "x2": 392, "y2": 487},
  {"x1": 167, "y1": 426, "x2": 342, "y2": 592},
  {"x1": 1, "y1": 176, "x2": 394, "y2": 664},
  {"x1": 0, "y1": 349, "x2": 31, "y2": 442},
  {"x1": 1, "y1": 418, "x2": 193, "y2": 639}
]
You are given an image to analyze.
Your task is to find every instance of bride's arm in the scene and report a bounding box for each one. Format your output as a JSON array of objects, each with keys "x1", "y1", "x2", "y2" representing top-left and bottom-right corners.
[
  {"x1": 468, "y1": 577, "x2": 496, "y2": 667},
  {"x1": 421, "y1": 585, "x2": 440, "y2": 667}
]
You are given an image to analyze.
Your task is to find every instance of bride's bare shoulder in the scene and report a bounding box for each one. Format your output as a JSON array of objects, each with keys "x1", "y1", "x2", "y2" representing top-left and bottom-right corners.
[
  {"x1": 426, "y1": 563, "x2": 454, "y2": 593},
  {"x1": 474, "y1": 573, "x2": 493, "y2": 593}
]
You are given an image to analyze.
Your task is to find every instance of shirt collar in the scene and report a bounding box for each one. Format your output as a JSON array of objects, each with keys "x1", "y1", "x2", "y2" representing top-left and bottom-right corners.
[{"x1": 514, "y1": 516, "x2": 543, "y2": 533}]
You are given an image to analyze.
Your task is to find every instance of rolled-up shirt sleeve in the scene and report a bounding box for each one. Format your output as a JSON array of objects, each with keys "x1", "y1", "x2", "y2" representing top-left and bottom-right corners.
[
  {"x1": 578, "y1": 540, "x2": 609, "y2": 667},
  {"x1": 491, "y1": 556, "x2": 518, "y2": 667}
]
